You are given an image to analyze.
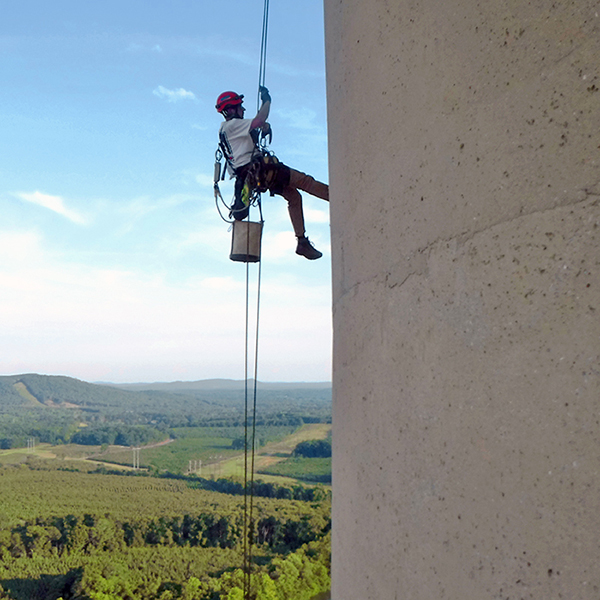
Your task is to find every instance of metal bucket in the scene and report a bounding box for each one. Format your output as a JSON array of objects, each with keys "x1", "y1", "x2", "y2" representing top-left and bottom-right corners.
[{"x1": 230, "y1": 220, "x2": 263, "y2": 263}]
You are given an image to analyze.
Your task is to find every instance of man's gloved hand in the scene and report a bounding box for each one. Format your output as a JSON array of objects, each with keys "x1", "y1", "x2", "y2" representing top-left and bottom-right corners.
[
  {"x1": 260, "y1": 122, "x2": 272, "y2": 144},
  {"x1": 259, "y1": 85, "x2": 271, "y2": 103}
]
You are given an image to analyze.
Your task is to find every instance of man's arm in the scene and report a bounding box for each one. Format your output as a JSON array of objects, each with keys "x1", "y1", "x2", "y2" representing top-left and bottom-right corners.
[{"x1": 250, "y1": 86, "x2": 271, "y2": 130}]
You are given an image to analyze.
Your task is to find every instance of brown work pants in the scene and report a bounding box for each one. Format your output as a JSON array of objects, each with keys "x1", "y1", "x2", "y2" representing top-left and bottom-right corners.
[{"x1": 280, "y1": 169, "x2": 329, "y2": 238}]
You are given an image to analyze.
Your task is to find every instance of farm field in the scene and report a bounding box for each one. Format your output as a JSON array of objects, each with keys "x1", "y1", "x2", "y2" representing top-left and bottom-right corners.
[
  {"x1": 0, "y1": 444, "x2": 137, "y2": 470},
  {"x1": 258, "y1": 457, "x2": 331, "y2": 484},
  {"x1": 206, "y1": 423, "x2": 331, "y2": 480},
  {"x1": 0, "y1": 374, "x2": 332, "y2": 599},
  {"x1": 0, "y1": 424, "x2": 332, "y2": 485}
]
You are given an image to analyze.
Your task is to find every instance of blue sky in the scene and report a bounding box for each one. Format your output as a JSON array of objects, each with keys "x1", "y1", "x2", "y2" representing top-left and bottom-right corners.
[{"x1": 0, "y1": 0, "x2": 331, "y2": 383}]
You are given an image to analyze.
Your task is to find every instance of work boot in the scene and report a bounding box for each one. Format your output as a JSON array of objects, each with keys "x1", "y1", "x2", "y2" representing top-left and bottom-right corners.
[
  {"x1": 296, "y1": 236, "x2": 322, "y2": 260},
  {"x1": 229, "y1": 195, "x2": 249, "y2": 221}
]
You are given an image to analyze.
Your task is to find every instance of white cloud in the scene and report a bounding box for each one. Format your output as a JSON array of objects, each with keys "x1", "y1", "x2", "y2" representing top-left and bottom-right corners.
[
  {"x1": 158, "y1": 225, "x2": 227, "y2": 257},
  {"x1": 153, "y1": 85, "x2": 196, "y2": 103},
  {"x1": 196, "y1": 45, "x2": 256, "y2": 69},
  {"x1": 126, "y1": 42, "x2": 163, "y2": 53},
  {"x1": 0, "y1": 229, "x2": 332, "y2": 382},
  {"x1": 200, "y1": 276, "x2": 241, "y2": 292},
  {"x1": 276, "y1": 108, "x2": 318, "y2": 130},
  {"x1": 0, "y1": 230, "x2": 245, "y2": 372},
  {"x1": 304, "y1": 206, "x2": 330, "y2": 224},
  {"x1": 262, "y1": 230, "x2": 296, "y2": 259},
  {"x1": 113, "y1": 193, "x2": 196, "y2": 232},
  {"x1": 194, "y1": 45, "x2": 323, "y2": 78},
  {"x1": 14, "y1": 191, "x2": 88, "y2": 225},
  {"x1": 196, "y1": 174, "x2": 215, "y2": 188}
]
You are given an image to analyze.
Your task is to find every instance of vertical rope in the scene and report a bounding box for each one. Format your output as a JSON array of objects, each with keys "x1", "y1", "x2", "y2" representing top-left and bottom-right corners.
[
  {"x1": 242, "y1": 232, "x2": 251, "y2": 597},
  {"x1": 247, "y1": 247, "x2": 262, "y2": 585},
  {"x1": 244, "y1": 2, "x2": 269, "y2": 599},
  {"x1": 242, "y1": 229, "x2": 262, "y2": 600},
  {"x1": 256, "y1": 0, "x2": 270, "y2": 107}
]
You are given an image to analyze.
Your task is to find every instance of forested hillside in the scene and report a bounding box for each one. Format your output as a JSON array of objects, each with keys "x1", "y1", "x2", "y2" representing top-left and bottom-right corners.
[
  {"x1": 0, "y1": 463, "x2": 330, "y2": 599},
  {"x1": 0, "y1": 374, "x2": 331, "y2": 450},
  {"x1": 0, "y1": 374, "x2": 331, "y2": 416},
  {"x1": 0, "y1": 374, "x2": 332, "y2": 599}
]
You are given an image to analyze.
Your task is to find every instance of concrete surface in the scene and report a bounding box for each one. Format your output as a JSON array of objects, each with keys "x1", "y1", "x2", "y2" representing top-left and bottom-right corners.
[{"x1": 325, "y1": 1, "x2": 599, "y2": 598}]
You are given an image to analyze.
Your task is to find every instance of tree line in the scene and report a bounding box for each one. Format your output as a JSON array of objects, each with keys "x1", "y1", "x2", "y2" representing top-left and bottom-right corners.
[
  {"x1": 0, "y1": 483, "x2": 330, "y2": 600},
  {"x1": 70, "y1": 424, "x2": 168, "y2": 447},
  {"x1": 293, "y1": 439, "x2": 331, "y2": 458},
  {"x1": 0, "y1": 510, "x2": 328, "y2": 560},
  {"x1": 0, "y1": 533, "x2": 330, "y2": 600},
  {"x1": 0, "y1": 411, "x2": 330, "y2": 450},
  {"x1": 69, "y1": 464, "x2": 330, "y2": 503}
]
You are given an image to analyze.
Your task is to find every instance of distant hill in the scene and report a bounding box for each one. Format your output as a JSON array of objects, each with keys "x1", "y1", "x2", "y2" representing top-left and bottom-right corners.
[
  {"x1": 104, "y1": 379, "x2": 332, "y2": 392},
  {"x1": 0, "y1": 373, "x2": 143, "y2": 410},
  {"x1": 0, "y1": 374, "x2": 331, "y2": 416},
  {"x1": 0, "y1": 374, "x2": 331, "y2": 447}
]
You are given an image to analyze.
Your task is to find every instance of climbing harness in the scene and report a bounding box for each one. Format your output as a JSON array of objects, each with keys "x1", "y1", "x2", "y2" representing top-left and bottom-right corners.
[
  {"x1": 213, "y1": 142, "x2": 272, "y2": 230},
  {"x1": 213, "y1": 147, "x2": 260, "y2": 226}
]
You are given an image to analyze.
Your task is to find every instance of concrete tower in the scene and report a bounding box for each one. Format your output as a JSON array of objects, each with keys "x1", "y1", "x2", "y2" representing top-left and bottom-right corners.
[{"x1": 325, "y1": 1, "x2": 599, "y2": 598}]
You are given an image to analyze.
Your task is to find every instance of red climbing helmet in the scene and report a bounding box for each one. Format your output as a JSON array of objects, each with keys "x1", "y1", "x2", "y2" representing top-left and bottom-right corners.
[{"x1": 216, "y1": 91, "x2": 244, "y2": 113}]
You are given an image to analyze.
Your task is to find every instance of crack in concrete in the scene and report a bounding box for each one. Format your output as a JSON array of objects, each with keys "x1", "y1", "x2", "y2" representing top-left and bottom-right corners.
[
  {"x1": 335, "y1": 191, "x2": 599, "y2": 302},
  {"x1": 553, "y1": 46, "x2": 579, "y2": 67},
  {"x1": 415, "y1": 190, "x2": 598, "y2": 260},
  {"x1": 551, "y1": 21, "x2": 599, "y2": 67},
  {"x1": 386, "y1": 272, "x2": 413, "y2": 291}
]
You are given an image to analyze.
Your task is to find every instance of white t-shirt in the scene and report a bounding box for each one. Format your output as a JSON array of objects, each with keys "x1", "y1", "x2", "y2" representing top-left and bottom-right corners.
[{"x1": 219, "y1": 118, "x2": 259, "y2": 175}]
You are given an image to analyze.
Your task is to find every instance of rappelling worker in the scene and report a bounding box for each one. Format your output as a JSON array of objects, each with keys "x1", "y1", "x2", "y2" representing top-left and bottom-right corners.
[{"x1": 216, "y1": 86, "x2": 329, "y2": 260}]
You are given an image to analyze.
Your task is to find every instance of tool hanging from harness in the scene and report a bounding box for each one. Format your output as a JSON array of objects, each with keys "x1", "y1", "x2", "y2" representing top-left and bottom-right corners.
[
  {"x1": 213, "y1": 125, "x2": 285, "y2": 223},
  {"x1": 239, "y1": 150, "x2": 289, "y2": 204}
]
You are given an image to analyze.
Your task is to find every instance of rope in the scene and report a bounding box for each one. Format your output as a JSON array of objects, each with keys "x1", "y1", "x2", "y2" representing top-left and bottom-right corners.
[
  {"x1": 214, "y1": 183, "x2": 233, "y2": 223},
  {"x1": 243, "y1": 1, "x2": 269, "y2": 596},
  {"x1": 256, "y1": 0, "x2": 270, "y2": 107},
  {"x1": 214, "y1": 148, "x2": 235, "y2": 224},
  {"x1": 242, "y1": 241, "x2": 251, "y2": 596},
  {"x1": 241, "y1": 221, "x2": 263, "y2": 600},
  {"x1": 247, "y1": 246, "x2": 262, "y2": 591}
]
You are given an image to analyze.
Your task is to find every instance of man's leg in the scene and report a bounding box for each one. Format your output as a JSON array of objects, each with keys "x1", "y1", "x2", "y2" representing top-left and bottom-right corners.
[
  {"x1": 280, "y1": 185, "x2": 322, "y2": 260},
  {"x1": 230, "y1": 175, "x2": 250, "y2": 220},
  {"x1": 281, "y1": 185, "x2": 305, "y2": 237},
  {"x1": 288, "y1": 169, "x2": 329, "y2": 202}
]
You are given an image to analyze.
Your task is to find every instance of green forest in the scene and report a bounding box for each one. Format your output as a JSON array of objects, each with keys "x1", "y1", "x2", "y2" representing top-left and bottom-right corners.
[
  {"x1": 0, "y1": 374, "x2": 331, "y2": 450},
  {"x1": 0, "y1": 374, "x2": 332, "y2": 600}
]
